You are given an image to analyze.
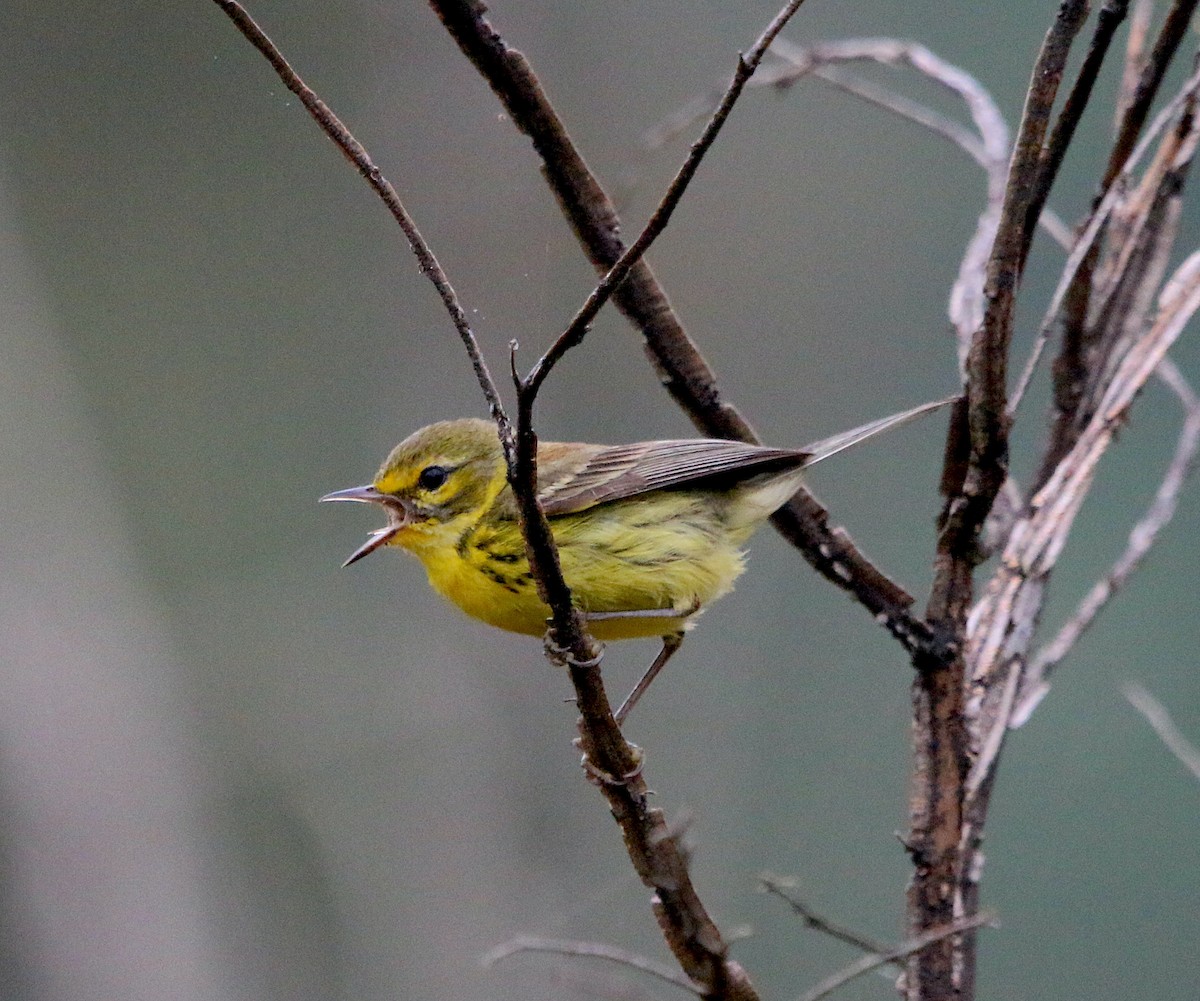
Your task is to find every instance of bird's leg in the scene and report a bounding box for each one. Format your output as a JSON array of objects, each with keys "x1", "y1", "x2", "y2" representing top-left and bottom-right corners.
[
  {"x1": 614, "y1": 632, "x2": 684, "y2": 724},
  {"x1": 584, "y1": 607, "x2": 681, "y2": 621},
  {"x1": 580, "y1": 600, "x2": 699, "y2": 724}
]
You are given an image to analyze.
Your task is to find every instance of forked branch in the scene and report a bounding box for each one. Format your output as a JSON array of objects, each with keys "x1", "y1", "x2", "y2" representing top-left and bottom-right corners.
[
  {"x1": 212, "y1": 2, "x2": 768, "y2": 996},
  {"x1": 211, "y1": 6, "x2": 1200, "y2": 1001},
  {"x1": 429, "y1": 0, "x2": 947, "y2": 663},
  {"x1": 494, "y1": 3, "x2": 810, "y2": 996}
]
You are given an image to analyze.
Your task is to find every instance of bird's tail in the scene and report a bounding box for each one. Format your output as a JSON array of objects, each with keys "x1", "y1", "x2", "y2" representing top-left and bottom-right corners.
[{"x1": 801, "y1": 395, "x2": 960, "y2": 467}]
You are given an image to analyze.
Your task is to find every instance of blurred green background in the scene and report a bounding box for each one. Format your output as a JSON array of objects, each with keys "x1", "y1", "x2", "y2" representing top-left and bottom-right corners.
[{"x1": 1, "y1": 2, "x2": 1198, "y2": 999}]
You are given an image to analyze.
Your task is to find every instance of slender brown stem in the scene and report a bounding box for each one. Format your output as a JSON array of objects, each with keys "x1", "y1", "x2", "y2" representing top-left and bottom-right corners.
[
  {"x1": 1105, "y1": 0, "x2": 1200, "y2": 189},
  {"x1": 910, "y1": 7, "x2": 1090, "y2": 999},
  {"x1": 483, "y1": 935, "x2": 702, "y2": 994},
  {"x1": 1019, "y1": 0, "x2": 1131, "y2": 270},
  {"x1": 459, "y1": 4, "x2": 808, "y2": 996},
  {"x1": 430, "y1": 0, "x2": 943, "y2": 664},
  {"x1": 211, "y1": 0, "x2": 507, "y2": 425}
]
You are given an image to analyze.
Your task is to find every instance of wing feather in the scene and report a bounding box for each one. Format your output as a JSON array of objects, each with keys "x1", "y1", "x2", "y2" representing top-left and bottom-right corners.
[
  {"x1": 538, "y1": 439, "x2": 809, "y2": 516},
  {"x1": 534, "y1": 396, "x2": 957, "y2": 517}
]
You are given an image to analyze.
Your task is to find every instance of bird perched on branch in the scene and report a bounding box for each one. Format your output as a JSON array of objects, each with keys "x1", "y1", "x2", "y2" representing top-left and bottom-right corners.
[{"x1": 322, "y1": 397, "x2": 954, "y2": 722}]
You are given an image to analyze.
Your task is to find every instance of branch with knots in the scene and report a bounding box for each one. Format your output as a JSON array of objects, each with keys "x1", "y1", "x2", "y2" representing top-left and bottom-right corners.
[
  {"x1": 212, "y1": 1, "x2": 1200, "y2": 999},
  {"x1": 652, "y1": 4, "x2": 1200, "y2": 996}
]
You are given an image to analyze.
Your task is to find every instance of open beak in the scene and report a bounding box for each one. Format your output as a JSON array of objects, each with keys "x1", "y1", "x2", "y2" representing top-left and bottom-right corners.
[
  {"x1": 319, "y1": 484, "x2": 409, "y2": 567},
  {"x1": 320, "y1": 484, "x2": 386, "y2": 505}
]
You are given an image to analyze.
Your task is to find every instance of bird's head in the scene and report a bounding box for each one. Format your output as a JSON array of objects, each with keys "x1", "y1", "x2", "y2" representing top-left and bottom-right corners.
[{"x1": 321, "y1": 418, "x2": 507, "y2": 565}]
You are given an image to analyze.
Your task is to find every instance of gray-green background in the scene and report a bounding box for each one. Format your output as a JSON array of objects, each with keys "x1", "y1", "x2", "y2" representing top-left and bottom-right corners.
[{"x1": 1, "y1": 3, "x2": 1197, "y2": 999}]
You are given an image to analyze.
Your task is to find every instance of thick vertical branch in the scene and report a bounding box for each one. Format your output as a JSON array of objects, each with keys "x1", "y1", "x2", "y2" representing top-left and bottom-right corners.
[{"x1": 909, "y1": 5, "x2": 1089, "y2": 999}]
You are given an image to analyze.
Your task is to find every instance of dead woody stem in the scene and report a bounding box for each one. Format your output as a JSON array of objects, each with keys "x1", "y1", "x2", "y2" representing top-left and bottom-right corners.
[{"x1": 214, "y1": 1, "x2": 1200, "y2": 998}]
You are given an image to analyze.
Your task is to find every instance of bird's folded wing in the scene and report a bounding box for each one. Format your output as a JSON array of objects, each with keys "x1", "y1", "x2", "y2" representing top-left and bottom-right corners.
[{"x1": 537, "y1": 439, "x2": 809, "y2": 516}]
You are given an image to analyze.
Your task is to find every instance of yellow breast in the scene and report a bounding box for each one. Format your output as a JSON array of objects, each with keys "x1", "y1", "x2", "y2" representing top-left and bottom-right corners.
[{"x1": 395, "y1": 490, "x2": 748, "y2": 640}]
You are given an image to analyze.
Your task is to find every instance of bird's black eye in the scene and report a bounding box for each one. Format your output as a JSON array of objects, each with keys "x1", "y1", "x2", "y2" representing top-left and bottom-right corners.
[{"x1": 417, "y1": 465, "x2": 449, "y2": 491}]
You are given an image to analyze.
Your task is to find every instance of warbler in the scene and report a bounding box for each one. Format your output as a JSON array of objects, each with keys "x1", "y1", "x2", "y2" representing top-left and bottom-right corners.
[{"x1": 322, "y1": 397, "x2": 953, "y2": 720}]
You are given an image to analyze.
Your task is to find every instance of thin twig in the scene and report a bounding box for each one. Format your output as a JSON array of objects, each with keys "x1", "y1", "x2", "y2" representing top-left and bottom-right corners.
[
  {"x1": 759, "y1": 876, "x2": 892, "y2": 957},
  {"x1": 521, "y1": 0, "x2": 810, "y2": 401},
  {"x1": 796, "y1": 912, "x2": 996, "y2": 1001},
  {"x1": 1106, "y1": 0, "x2": 1200, "y2": 189},
  {"x1": 483, "y1": 936, "x2": 701, "y2": 995},
  {"x1": 1009, "y1": 61, "x2": 1200, "y2": 416},
  {"x1": 1018, "y1": 0, "x2": 1132, "y2": 270},
  {"x1": 1124, "y1": 683, "x2": 1200, "y2": 782},
  {"x1": 212, "y1": 0, "x2": 506, "y2": 424},
  {"x1": 431, "y1": 0, "x2": 944, "y2": 664},
  {"x1": 1014, "y1": 356, "x2": 1200, "y2": 722}
]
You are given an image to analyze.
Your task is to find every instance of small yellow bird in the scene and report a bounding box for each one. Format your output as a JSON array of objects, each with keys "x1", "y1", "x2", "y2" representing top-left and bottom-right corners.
[{"x1": 322, "y1": 398, "x2": 953, "y2": 720}]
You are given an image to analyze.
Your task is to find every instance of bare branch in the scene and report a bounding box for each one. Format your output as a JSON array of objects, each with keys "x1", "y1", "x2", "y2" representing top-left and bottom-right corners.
[
  {"x1": 1106, "y1": 0, "x2": 1200, "y2": 190},
  {"x1": 211, "y1": 0, "x2": 506, "y2": 423},
  {"x1": 430, "y1": 0, "x2": 943, "y2": 663},
  {"x1": 521, "y1": 0, "x2": 811, "y2": 401},
  {"x1": 1018, "y1": 0, "x2": 1132, "y2": 270},
  {"x1": 796, "y1": 912, "x2": 997, "y2": 1001},
  {"x1": 759, "y1": 875, "x2": 892, "y2": 957},
  {"x1": 483, "y1": 936, "x2": 702, "y2": 995},
  {"x1": 1010, "y1": 61, "x2": 1200, "y2": 417},
  {"x1": 1014, "y1": 356, "x2": 1200, "y2": 723},
  {"x1": 1124, "y1": 683, "x2": 1200, "y2": 782}
]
